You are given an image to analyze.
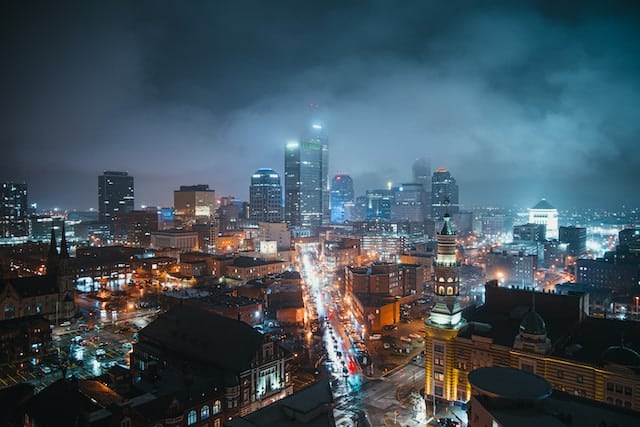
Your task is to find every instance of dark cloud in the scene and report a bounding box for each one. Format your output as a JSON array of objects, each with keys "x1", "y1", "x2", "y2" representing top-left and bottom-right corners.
[{"x1": 1, "y1": 1, "x2": 639, "y2": 210}]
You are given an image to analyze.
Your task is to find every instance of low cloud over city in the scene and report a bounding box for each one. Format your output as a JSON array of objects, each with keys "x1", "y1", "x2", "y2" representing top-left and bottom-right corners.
[{"x1": 1, "y1": 1, "x2": 639, "y2": 209}]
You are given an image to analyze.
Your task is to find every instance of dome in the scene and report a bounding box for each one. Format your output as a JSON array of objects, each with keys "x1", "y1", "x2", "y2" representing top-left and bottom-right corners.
[
  {"x1": 602, "y1": 346, "x2": 640, "y2": 367},
  {"x1": 520, "y1": 309, "x2": 546, "y2": 336}
]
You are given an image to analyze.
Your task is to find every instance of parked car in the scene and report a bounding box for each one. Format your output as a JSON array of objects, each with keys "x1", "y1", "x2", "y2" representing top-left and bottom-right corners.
[
  {"x1": 400, "y1": 336, "x2": 412, "y2": 343},
  {"x1": 368, "y1": 333, "x2": 382, "y2": 340},
  {"x1": 409, "y1": 332, "x2": 423, "y2": 340},
  {"x1": 382, "y1": 325, "x2": 397, "y2": 331}
]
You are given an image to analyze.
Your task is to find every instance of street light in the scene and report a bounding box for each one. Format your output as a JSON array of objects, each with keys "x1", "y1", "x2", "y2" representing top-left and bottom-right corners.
[{"x1": 635, "y1": 296, "x2": 639, "y2": 316}]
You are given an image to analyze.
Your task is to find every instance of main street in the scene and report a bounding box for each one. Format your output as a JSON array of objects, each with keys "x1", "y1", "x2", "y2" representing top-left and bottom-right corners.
[{"x1": 296, "y1": 244, "x2": 436, "y2": 427}]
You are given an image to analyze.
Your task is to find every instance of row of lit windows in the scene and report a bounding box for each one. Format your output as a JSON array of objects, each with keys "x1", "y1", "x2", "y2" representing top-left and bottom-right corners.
[{"x1": 186, "y1": 401, "x2": 222, "y2": 425}]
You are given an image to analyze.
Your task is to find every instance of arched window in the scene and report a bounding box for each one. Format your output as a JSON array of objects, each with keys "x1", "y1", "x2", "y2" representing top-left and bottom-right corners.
[
  {"x1": 4, "y1": 304, "x2": 15, "y2": 320},
  {"x1": 447, "y1": 287, "x2": 454, "y2": 296},
  {"x1": 187, "y1": 410, "x2": 197, "y2": 425},
  {"x1": 24, "y1": 305, "x2": 32, "y2": 315},
  {"x1": 438, "y1": 286, "x2": 445, "y2": 295},
  {"x1": 212, "y1": 400, "x2": 222, "y2": 414},
  {"x1": 35, "y1": 303, "x2": 43, "y2": 313},
  {"x1": 201, "y1": 405, "x2": 210, "y2": 420},
  {"x1": 447, "y1": 277, "x2": 453, "y2": 283}
]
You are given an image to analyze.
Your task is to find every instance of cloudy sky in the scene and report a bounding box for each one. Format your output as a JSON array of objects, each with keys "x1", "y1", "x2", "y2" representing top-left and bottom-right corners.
[{"x1": 1, "y1": 1, "x2": 639, "y2": 211}]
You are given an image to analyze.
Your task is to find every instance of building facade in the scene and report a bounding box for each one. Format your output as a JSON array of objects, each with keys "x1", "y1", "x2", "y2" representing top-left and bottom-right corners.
[
  {"x1": 424, "y1": 280, "x2": 640, "y2": 412},
  {"x1": 330, "y1": 174, "x2": 354, "y2": 224},
  {"x1": 528, "y1": 198, "x2": 559, "y2": 240},
  {"x1": 0, "y1": 182, "x2": 29, "y2": 238},
  {"x1": 173, "y1": 184, "x2": 216, "y2": 225},
  {"x1": 249, "y1": 169, "x2": 282, "y2": 223},
  {"x1": 284, "y1": 124, "x2": 328, "y2": 232},
  {"x1": 431, "y1": 168, "x2": 459, "y2": 220},
  {"x1": 98, "y1": 171, "x2": 134, "y2": 223}
]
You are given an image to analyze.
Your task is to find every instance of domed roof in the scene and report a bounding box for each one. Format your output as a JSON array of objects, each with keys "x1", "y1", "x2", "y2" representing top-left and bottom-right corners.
[
  {"x1": 602, "y1": 346, "x2": 640, "y2": 367},
  {"x1": 531, "y1": 198, "x2": 555, "y2": 210},
  {"x1": 520, "y1": 309, "x2": 546, "y2": 335}
]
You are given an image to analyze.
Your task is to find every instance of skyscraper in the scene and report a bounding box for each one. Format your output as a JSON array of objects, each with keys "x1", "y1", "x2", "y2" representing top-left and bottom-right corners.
[
  {"x1": 391, "y1": 183, "x2": 425, "y2": 222},
  {"x1": 98, "y1": 171, "x2": 134, "y2": 223},
  {"x1": 413, "y1": 157, "x2": 431, "y2": 220},
  {"x1": 0, "y1": 182, "x2": 28, "y2": 238},
  {"x1": 330, "y1": 174, "x2": 354, "y2": 223},
  {"x1": 249, "y1": 168, "x2": 282, "y2": 223},
  {"x1": 431, "y1": 168, "x2": 459, "y2": 220},
  {"x1": 284, "y1": 123, "x2": 328, "y2": 231},
  {"x1": 174, "y1": 184, "x2": 216, "y2": 225}
]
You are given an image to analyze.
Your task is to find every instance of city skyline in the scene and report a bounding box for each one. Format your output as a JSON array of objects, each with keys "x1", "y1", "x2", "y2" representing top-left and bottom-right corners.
[{"x1": 2, "y1": 1, "x2": 640, "y2": 210}]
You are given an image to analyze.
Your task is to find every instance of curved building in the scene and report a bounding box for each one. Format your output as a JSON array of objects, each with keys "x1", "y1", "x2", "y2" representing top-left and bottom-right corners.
[{"x1": 249, "y1": 168, "x2": 282, "y2": 223}]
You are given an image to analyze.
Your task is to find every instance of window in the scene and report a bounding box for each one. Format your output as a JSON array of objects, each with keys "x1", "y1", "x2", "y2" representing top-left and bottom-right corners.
[
  {"x1": 434, "y1": 343, "x2": 444, "y2": 353},
  {"x1": 607, "y1": 382, "x2": 614, "y2": 391},
  {"x1": 615, "y1": 384, "x2": 623, "y2": 393},
  {"x1": 214, "y1": 419, "x2": 221, "y2": 427},
  {"x1": 212, "y1": 400, "x2": 222, "y2": 414},
  {"x1": 556, "y1": 370, "x2": 564, "y2": 379},
  {"x1": 120, "y1": 418, "x2": 131, "y2": 427},
  {"x1": 434, "y1": 372, "x2": 444, "y2": 381},
  {"x1": 624, "y1": 386, "x2": 632, "y2": 396},
  {"x1": 434, "y1": 386, "x2": 443, "y2": 397},
  {"x1": 201, "y1": 405, "x2": 210, "y2": 420},
  {"x1": 434, "y1": 357, "x2": 444, "y2": 366},
  {"x1": 4, "y1": 304, "x2": 15, "y2": 320},
  {"x1": 576, "y1": 375, "x2": 584, "y2": 384},
  {"x1": 521, "y1": 363, "x2": 534, "y2": 373},
  {"x1": 187, "y1": 410, "x2": 197, "y2": 425}
]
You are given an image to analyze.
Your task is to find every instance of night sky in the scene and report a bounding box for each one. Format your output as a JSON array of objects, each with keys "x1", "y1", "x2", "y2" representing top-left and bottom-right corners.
[{"x1": 2, "y1": 1, "x2": 639, "y2": 211}]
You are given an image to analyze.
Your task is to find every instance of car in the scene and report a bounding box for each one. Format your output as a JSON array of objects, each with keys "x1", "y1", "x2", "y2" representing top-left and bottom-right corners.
[
  {"x1": 400, "y1": 336, "x2": 412, "y2": 343},
  {"x1": 368, "y1": 333, "x2": 382, "y2": 341},
  {"x1": 383, "y1": 342, "x2": 391, "y2": 349},
  {"x1": 383, "y1": 325, "x2": 398, "y2": 331},
  {"x1": 409, "y1": 332, "x2": 423, "y2": 340},
  {"x1": 59, "y1": 321, "x2": 71, "y2": 327},
  {"x1": 438, "y1": 418, "x2": 460, "y2": 427},
  {"x1": 40, "y1": 365, "x2": 52, "y2": 374}
]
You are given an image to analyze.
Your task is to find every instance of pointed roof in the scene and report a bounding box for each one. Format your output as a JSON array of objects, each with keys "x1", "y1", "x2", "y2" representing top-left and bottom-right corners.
[
  {"x1": 531, "y1": 198, "x2": 555, "y2": 210},
  {"x1": 48, "y1": 227, "x2": 58, "y2": 258},
  {"x1": 59, "y1": 223, "x2": 69, "y2": 259},
  {"x1": 439, "y1": 213, "x2": 455, "y2": 235}
]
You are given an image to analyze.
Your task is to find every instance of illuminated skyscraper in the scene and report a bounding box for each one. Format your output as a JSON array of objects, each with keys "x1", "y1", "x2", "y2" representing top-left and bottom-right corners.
[
  {"x1": 284, "y1": 124, "x2": 328, "y2": 231},
  {"x1": 0, "y1": 182, "x2": 28, "y2": 238},
  {"x1": 250, "y1": 168, "x2": 282, "y2": 223},
  {"x1": 330, "y1": 174, "x2": 354, "y2": 223},
  {"x1": 98, "y1": 171, "x2": 134, "y2": 223},
  {"x1": 431, "y1": 168, "x2": 459, "y2": 220}
]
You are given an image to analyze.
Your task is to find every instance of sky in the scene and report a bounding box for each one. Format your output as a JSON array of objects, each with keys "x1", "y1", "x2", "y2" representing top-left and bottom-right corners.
[{"x1": 1, "y1": 1, "x2": 639, "y2": 211}]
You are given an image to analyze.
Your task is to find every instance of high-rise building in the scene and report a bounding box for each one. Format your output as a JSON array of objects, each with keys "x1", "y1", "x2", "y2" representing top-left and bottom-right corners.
[
  {"x1": 98, "y1": 171, "x2": 134, "y2": 223},
  {"x1": 173, "y1": 184, "x2": 216, "y2": 225},
  {"x1": 413, "y1": 157, "x2": 431, "y2": 220},
  {"x1": 0, "y1": 182, "x2": 29, "y2": 238},
  {"x1": 330, "y1": 174, "x2": 354, "y2": 223},
  {"x1": 365, "y1": 189, "x2": 394, "y2": 221},
  {"x1": 391, "y1": 183, "x2": 425, "y2": 222},
  {"x1": 528, "y1": 198, "x2": 558, "y2": 240},
  {"x1": 249, "y1": 168, "x2": 282, "y2": 223},
  {"x1": 559, "y1": 225, "x2": 587, "y2": 256},
  {"x1": 284, "y1": 124, "x2": 328, "y2": 231},
  {"x1": 431, "y1": 168, "x2": 459, "y2": 220}
]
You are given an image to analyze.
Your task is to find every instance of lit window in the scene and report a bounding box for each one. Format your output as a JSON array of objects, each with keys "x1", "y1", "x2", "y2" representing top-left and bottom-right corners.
[
  {"x1": 212, "y1": 400, "x2": 222, "y2": 414},
  {"x1": 201, "y1": 405, "x2": 210, "y2": 420},
  {"x1": 187, "y1": 410, "x2": 197, "y2": 425}
]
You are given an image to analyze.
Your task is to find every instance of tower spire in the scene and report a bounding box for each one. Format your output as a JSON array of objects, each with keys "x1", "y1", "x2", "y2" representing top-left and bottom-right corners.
[
  {"x1": 59, "y1": 222, "x2": 69, "y2": 259},
  {"x1": 47, "y1": 226, "x2": 58, "y2": 276}
]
